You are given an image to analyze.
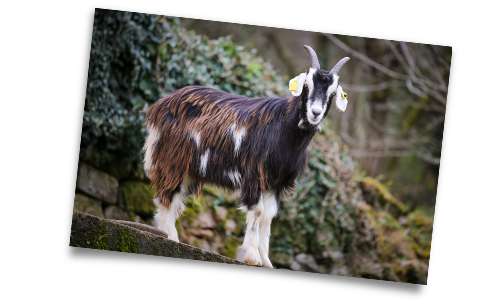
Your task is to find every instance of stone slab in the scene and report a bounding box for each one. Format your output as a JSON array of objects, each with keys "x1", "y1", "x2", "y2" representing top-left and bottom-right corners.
[{"x1": 70, "y1": 211, "x2": 251, "y2": 266}]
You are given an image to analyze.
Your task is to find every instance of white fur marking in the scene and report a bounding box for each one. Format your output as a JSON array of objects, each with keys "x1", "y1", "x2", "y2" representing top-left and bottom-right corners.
[
  {"x1": 233, "y1": 125, "x2": 246, "y2": 155},
  {"x1": 225, "y1": 169, "x2": 241, "y2": 186},
  {"x1": 305, "y1": 69, "x2": 328, "y2": 125},
  {"x1": 327, "y1": 74, "x2": 339, "y2": 97},
  {"x1": 200, "y1": 148, "x2": 210, "y2": 176},
  {"x1": 306, "y1": 68, "x2": 316, "y2": 98},
  {"x1": 190, "y1": 131, "x2": 201, "y2": 148},
  {"x1": 306, "y1": 97, "x2": 325, "y2": 125},
  {"x1": 143, "y1": 125, "x2": 160, "y2": 179},
  {"x1": 228, "y1": 123, "x2": 236, "y2": 134}
]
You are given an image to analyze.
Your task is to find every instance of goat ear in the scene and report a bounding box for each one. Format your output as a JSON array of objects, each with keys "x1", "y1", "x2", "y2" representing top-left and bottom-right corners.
[
  {"x1": 336, "y1": 85, "x2": 348, "y2": 112},
  {"x1": 289, "y1": 73, "x2": 306, "y2": 96}
]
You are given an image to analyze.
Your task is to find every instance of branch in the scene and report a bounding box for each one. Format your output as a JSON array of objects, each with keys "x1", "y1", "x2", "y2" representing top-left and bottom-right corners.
[
  {"x1": 323, "y1": 34, "x2": 405, "y2": 79},
  {"x1": 363, "y1": 102, "x2": 398, "y2": 135},
  {"x1": 413, "y1": 43, "x2": 448, "y2": 89},
  {"x1": 412, "y1": 150, "x2": 441, "y2": 165},
  {"x1": 396, "y1": 91, "x2": 446, "y2": 113},
  {"x1": 386, "y1": 40, "x2": 439, "y2": 97},
  {"x1": 265, "y1": 32, "x2": 296, "y2": 76},
  {"x1": 349, "y1": 150, "x2": 413, "y2": 158},
  {"x1": 384, "y1": 40, "x2": 410, "y2": 71},
  {"x1": 425, "y1": 116, "x2": 445, "y2": 130},
  {"x1": 400, "y1": 42, "x2": 447, "y2": 104},
  {"x1": 340, "y1": 105, "x2": 358, "y2": 146},
  {"x1": 366, "y1": 138, "x2": 413, "y2": 150},
  {"x1": 343, "y1": 81, "x2": 392, "y2": 93},
  {"x1": 431, "y1": 44, "x2": 451, "y2": 72}
]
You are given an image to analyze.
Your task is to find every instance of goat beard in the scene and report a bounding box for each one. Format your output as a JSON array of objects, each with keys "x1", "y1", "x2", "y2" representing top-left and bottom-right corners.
[{"x1": 298, "y1": 118, "x2": 322, "y2": 132}]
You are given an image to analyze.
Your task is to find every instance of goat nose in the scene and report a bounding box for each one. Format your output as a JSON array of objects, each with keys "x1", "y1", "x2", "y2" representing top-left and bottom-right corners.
[{"x1": 312, "y1": 107, "x2": 322, "y2": 117}]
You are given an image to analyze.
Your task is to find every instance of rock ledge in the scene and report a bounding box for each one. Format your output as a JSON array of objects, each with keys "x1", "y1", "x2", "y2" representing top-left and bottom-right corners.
[{"x1": 70, "y1": 211, "x2": 250, "y2": 266}]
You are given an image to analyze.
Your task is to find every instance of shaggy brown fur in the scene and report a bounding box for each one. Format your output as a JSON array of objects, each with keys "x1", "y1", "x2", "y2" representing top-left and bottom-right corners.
[{"x1": 144, "y1": 85, "x2": 309, "y2": 209}]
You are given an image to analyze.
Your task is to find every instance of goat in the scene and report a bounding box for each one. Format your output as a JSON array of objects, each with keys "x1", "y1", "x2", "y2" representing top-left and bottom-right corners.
[{"x1": 143, "y1": 45, "x2": 350, "y2": 268}]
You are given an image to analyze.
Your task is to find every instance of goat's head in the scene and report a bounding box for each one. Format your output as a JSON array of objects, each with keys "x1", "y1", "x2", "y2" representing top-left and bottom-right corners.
[{"x1": 289, "y1": 45, "x2": 350, "y2": 129}]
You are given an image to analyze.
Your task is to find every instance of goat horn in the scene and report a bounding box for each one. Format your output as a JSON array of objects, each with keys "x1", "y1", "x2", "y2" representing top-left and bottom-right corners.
[
  {"x1": 330, "y1": 57, "x2": 350, "y2": 75},
  {"x1": 304, "y1": 45, "x2": 321, "y2": 70}
]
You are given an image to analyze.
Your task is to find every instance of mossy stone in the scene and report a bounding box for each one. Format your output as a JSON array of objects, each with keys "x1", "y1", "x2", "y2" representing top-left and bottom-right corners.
[
  {"x1": 120, "y1": 181, "x2": 156, "y2": 216},
  {"x1": 219, "y1": 237, "x2": 240, "y2": 259},
  {"x1": 183, "y1": 196, "x2": 202, "y2": 224},
  {"x1": 73, "y1": 193, "x2": 104, "y2": 218}
]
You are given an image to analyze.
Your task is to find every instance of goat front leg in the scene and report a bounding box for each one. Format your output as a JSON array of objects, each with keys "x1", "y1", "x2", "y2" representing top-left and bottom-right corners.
[
  {"x1": 240, "y1": 195, "x2": 264, "y2": 266},
  {"x1": 258, "y1": 191, "x2": 278, "y2": 268}
]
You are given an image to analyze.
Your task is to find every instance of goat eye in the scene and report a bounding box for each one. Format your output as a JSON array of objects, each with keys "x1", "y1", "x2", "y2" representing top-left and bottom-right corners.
[
  {"x1": 304, "y1": 84, "x2": 308, "y2": 88},
  {"x1": 342, "y1": 92, "x2": 347, "y2": 99}
]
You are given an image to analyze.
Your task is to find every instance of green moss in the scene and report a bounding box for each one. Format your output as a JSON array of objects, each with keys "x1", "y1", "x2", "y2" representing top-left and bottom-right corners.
[
  {"x1": 183, "y1": 196, "x2": 203, "y2": 224},
  {"x1": 194, "y1": 251, "x2": 202, "y2": 260},
  {"x1": 235, "y1": 209, "x2": 247, "y2": 235},
  {"x1": 202, "y1": 186, "x2": 221, "y2": 198},
  {"x1": 408, "y1": 211, "x2": 433, "y2": 229},
  {"x1": 175, "y1": 219, "x2": 182, "y2": 235},
  {"x1": 219, "y1": 237, "x2": 240, "y2": 259},
  {"x1": 226, "y1": 207, "x2": 237, "y2": 221},
  {"x1": 120, "y1": 181, "x2": 156, "y2": 216},
  {"x1": 361, "y1": 177, "x2": 406, "y2": 217},
  {"x1": 81, "y1": 221, "x2": 111, "y2": 250},
  {"x1": 116, "y1": 227, "x2": 139, "y2": 253},
  {"x1": 151, "y1": 239, "x2": 161, "y2": 256},
  {"x1": 71, "y1": 221, "x2": 110, "y2": 250}
]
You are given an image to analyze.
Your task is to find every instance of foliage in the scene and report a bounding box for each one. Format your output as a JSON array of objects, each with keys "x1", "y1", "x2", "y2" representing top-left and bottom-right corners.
[{"x1": 82, "y1": 9, "x2": 286, "y2": 166}]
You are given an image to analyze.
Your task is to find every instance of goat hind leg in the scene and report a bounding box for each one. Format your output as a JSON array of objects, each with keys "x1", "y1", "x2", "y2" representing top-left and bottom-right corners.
[
  {"x1": 153, "y1": 195, "x2": 185, "y2": 242},
  {"x1": 153, "y1": 178, "x2": 199, "y2": 242}
]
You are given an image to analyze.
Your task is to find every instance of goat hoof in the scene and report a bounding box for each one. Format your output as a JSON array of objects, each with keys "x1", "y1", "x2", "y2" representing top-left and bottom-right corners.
[
  {"x1": 167, "y1": 236, "x2": 179, "y2": 242},
  {"x1": 242, "y1": 249, "x2": 262, "y2": 266},
  {"x1": 261, "y1": 256, "x2": 273, "y2": 268}
]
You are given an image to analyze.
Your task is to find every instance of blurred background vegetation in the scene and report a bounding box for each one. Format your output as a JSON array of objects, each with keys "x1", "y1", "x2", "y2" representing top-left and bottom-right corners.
[{"x1": 76, "y1": 8, "x2": 449, "y2": 284}]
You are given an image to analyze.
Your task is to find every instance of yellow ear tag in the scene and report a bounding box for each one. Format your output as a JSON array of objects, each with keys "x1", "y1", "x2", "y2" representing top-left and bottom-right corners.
[
  {"x1": 341, "y1": 92, "x2": 347, "y2": 99},
  {"x1": 289, "y1": 79, "x2": 298, "y2": 91}
]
